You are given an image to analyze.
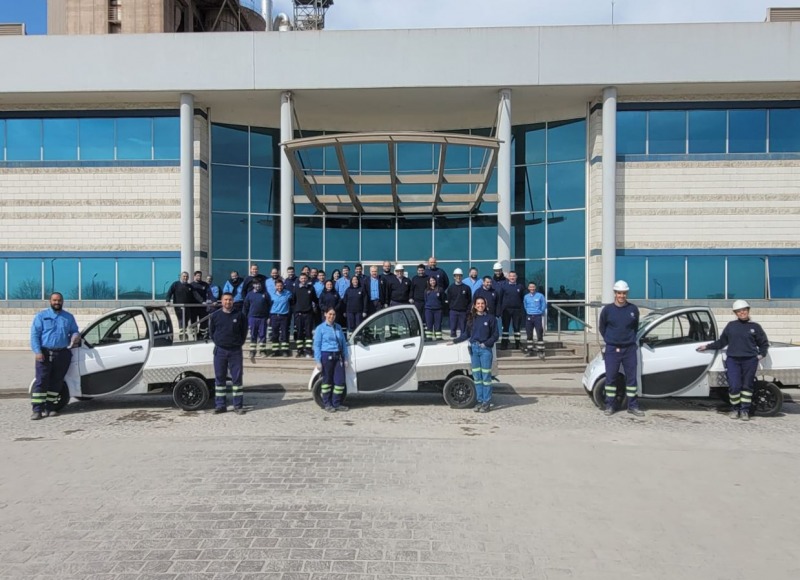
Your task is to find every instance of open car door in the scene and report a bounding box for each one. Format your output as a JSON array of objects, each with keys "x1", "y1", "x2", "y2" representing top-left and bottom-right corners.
[
  {"x1": 638, "y1": 308, "x2": 718, "y2": 397},
  {"x1": 350, "y1": 305, "x2": 424, "y2": 393},
  {"x1": 78, "y1": 307, "x2": 151, "y2": 396}
]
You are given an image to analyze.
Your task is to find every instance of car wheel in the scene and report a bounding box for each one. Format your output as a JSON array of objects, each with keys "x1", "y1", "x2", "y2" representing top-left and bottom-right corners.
[
  {"x1": 591, "y1": 376, "x2": 627, "y2": 410},
  {"x1": 751, "y1": 381, "x2": 783, "y2": 417},
  {"x1": 442, "y1": 375, "x2": 477, "y2": 409},
  {"x1": 173, "y1": 376, "x2": 209, "y2": 411},
  {"x1": 53, "y1": 381, "x2": 71, "y2": 412}
]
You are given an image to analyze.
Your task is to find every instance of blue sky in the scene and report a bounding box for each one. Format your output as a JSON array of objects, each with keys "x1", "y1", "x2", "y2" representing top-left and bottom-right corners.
[{"x1": 0, "y1": 0, "x2": 46, "y2": 34}]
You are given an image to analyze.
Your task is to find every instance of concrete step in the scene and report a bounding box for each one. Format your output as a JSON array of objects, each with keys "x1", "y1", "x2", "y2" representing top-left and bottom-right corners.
[
  {"x1": 497, "y1": 363, "x2": 588, "y2": 375},
  {"x1": 497, "y1": 348, "x2": 579, "y2": 358}
]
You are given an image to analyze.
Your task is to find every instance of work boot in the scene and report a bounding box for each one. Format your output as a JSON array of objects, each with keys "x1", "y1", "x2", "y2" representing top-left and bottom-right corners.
[
  {"x1": 30, "y1": 412, "x2": 42, "y2": 421},
  {"x1": 45, "y1": 411, "x2": 59, "y2": 418},
  {"x1": 249, "y1": 351, "x2": 256, "y2": 363},
  {"x1": 515, "y1": 341, "x2": 521, "y2": 350},
  {"x1": 603, "y1": 406, "x2": 615, "y2": 417},
  {"x1": 295, "y1": 349, "x2": 305, "y2": 358},
  {"x1": 473, "y1": 403, "x2": 483, "y2": 413},
  {"x1": 234, "y1": 407, "x2": 246, "y2": 416},
  {"x1": 740, "y1": 412, "x2": 750, "y2": 422},
  {"x1": 335, "y1": 405, "x2": 349, "y2": 412},
  {"x1": 627, "y1": 407, "x2": 645, "y2": 417},
  {"x1": 482, "y1": 402, "x2": 491, "y2": 413},
  {"x1": 269, "y1": 351, "x2": 280, "y2": 358},
  {"x1": 500, "y1": 340, "x2": 509, "y2": 351},
  {"x1": 213, "y1": 407, "x2": 227, "y2": 414},
  {"x1": 324, "y1": 406, "x2": 336, "y2": 413},
  {"x1": 728, "y1": 410, "x2": 740, "y2": 420}
]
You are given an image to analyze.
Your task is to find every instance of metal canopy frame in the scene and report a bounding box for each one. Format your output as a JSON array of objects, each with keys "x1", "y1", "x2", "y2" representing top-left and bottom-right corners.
[{"x1": 282, "y1": 132, "x2": 500, "y2": 214}]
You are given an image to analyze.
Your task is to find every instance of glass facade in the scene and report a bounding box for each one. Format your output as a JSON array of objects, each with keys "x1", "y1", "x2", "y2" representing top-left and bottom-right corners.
[{"x1": 0, "y1": 255, "x2": 179, "y2": 300}]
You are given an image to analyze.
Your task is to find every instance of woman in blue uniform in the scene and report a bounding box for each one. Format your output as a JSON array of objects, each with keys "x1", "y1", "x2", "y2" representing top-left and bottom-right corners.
[
  {"x1": 451, "y1": 296, "x2": 499, "y2": 413},
  {"x1": 424, "y1": 277, "x2": 446, "y2": 341},
  {"x1": 319, "y1": 279, "x2": 340, "y2": 316},
  {"x1": 343, "y1": 276, "x2": 368, "y2": 336},
  {"x1": 313, "y1": 307, "x2": 350, "y2": 413}
]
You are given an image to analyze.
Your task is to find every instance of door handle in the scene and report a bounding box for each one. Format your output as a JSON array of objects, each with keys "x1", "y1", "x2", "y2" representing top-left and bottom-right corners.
[
  {"x1": 129, "y1": 345, "x2": 143, "y2": 351},
  {"x1": 403, "y1": 343, "x2": 415, "y2": 349}
]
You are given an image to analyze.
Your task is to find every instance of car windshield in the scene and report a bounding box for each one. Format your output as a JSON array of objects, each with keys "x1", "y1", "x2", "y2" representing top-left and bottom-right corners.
[{"x1": 638, "y1": 312, "x2": 661, "y2": 334}]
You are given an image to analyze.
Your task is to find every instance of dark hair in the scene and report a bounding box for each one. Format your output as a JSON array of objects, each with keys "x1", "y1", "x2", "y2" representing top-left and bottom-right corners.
[
  {"x1": 194, "y1": 270, "x2": 202, "y2": 276},
  {"x1": 332, "y1": 269, "x2": 342, "y2": 279},
  {"x1": 466, "y1": 296, "x2": 488, "y2": 327},
  {"x1": 49, "y1": 292, "x2": 64, "y2": 300},
  {"x1": 342, "y1": 264, "x2": 350, "y2": 269},
  {"x1": 482, "y1": 276, "x2": 492, "y2": 281},
  {"x1": 417, "y1": 263, "x2": 426, "y2": 269},
  {"x1": 324, "y1": 307, "x2": 337, "y2": 315},
  {"x1": 222, "y1": 292, "x2": 233, "y2": 298},
  {"x1": 355, "y1": 262, "x2": 363, "y2": 268},
  {"x1": 350, "y1": 275, "x2": 361, "y2": 286},
  {"x1": 287, "y1": 266, "x2": 295, "y2": 271}
]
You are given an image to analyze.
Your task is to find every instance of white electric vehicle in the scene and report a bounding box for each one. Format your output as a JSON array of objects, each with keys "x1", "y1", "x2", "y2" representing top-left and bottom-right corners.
[{"x1": 582, "y1": 306, "x2": 800, "y2": 416}]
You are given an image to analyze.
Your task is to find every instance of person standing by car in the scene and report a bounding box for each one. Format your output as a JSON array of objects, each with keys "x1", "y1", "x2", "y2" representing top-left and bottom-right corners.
[
  {"x1": 269, "y1": 279, "x2": 292, "y2": 357},
  {"x1": 697, "y1": 300, "x2": 769, "y2": 421},
  {"x1": 446, "y1": 268, "x2": 472, "y2": 338},
  {"x1": 343, "y1": 276, "x2": 367, "y2": 336},
  {"x1": 424, "y1": 276, "x2": 446, "y2": 341},
  {"x1": 242, "y1": 279, "x2": 272, "y2": 361},
  {"x1": 523, "y1": 282, "x2": 547, "y2": 357},
  {"x1": 29, "y1": 292, "x2": 80, "y2": 420},
  {"x1": 450, "y1": 296, "x2": 499, "y2": 413},
  {"x1": 313, "y1": 307, "x2": 350, "y2": 413},
  {"x1": 166, "y1": 271, "x2": 199, "y2": 339},
  {"x1": 209, "y1": 292, "x2": 248, "y2": 415},
  {"x1": 598, "y1": 280, "x2": 644, "y2": 417},
  {"x1": 386, "y1": 264, "x2": 412, "y2": 306}
]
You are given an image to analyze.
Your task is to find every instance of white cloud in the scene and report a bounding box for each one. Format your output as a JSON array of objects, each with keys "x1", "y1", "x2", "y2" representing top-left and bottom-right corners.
[{"x1": 271, "y1": 0, "x2": 800, "y2": 29}]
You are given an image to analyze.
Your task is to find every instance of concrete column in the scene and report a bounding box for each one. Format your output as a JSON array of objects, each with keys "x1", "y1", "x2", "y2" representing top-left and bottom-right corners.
[
  {"x1": 496, "y1": 89, "x2": 512, "y2": 271},
  {"x1": 602, "y1": 87, "x2": 618, "y2": 304},
  {"x1": 280, "y1": 91, "x2": 295, "y2": 271},
  {"x1": 180, "y1": 93, "x2": 195, "y2": 275}
]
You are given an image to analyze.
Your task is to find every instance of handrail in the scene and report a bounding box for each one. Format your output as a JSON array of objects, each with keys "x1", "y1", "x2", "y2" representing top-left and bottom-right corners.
[{"x1": 548, "y1": 301, "x2": 595, "y2": 363}]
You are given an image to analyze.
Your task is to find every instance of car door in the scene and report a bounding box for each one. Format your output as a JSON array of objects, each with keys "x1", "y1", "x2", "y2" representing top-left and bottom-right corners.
[
  {"x1": 79, "y1": 308, "x2": 151, "y2": 396},
  {"x1": 638, "y1": 309, "x2": 717, "y2": 397},
  {"x1": 350, "y1": 305, "x2": 424, "y2": 393}
]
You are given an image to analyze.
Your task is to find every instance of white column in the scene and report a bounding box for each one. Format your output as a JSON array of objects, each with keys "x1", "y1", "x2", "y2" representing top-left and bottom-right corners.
[
  {"x1": 496, "y1": 89, "x2": 512, "y2": 271},
  {"x1": 180, "y1": 93, "x2": 195, "y2": 275},
  {"x1": 602, "y1": 87, "x2": 618, "y2": 304},
  {"x1": 280, "y1": 91, "x2": 295, "y2": 272}
]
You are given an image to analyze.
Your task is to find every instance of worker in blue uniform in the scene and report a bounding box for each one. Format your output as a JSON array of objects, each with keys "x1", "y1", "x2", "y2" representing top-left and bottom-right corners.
[
  {"x1": 497, "y1": 271, "x2": 525, "y2": 351},
  {"x1": 523, "y1": 282, "x2": 547, "y2": 358},
  {"x1": 364, "y1": 266, "x2": 386, "y2": 315},
  {"x1": 290, "y1": 273, "x2": 318, "y2": 358},
  {"x1": 450, "y1": 296, "x2": 499, "y2": 413},
  {"x1": 465, "y1": 267, "x2": 482, "y2": 296},
  {"x1": 473, "y1": 276, "x2": 498, "y2": 317},
  {"x1": 697, "y1": 300, "x2": 769, "y2": 421},
  {"x1": 166, "y1": 271, "x2": 199, "y2": 339},
  {"x1": 386, "y1": 264, "x2": 412, "y2": 306},
  {"x1": 335, "y1": 265, "x2": 351, "y2": 299},
  {"x1": 410, "y1": 264, "x2": 428, "y2": 321},
  {"x1": 318, "y1": 280, "x2": 341, "y2": 322},
  {"x1": 424, "y1": 256, "x2": 450, "y2": 291},
  {"x1": 242, "y1": 264, "x2": 267, "y2": 301},
  {"x1": 209, "y1": 292, "x2": 249, "y2": 415},
  {"x1": 222, "y1": 270, "x2": 245, "y2": 310},
  {"x1": 29, "y1": 292, "x2": 80, "y2": 420},
  {"x1": 424, "y1": 276, "x2": 446, "y2": 341},
  {"x1": 242, "y1": 279, "x2": 272, "y2": 361},
  {"x1": 598, "y1": 280, "x2": 644, "y2": 417},
  {"x1": 313, "y1": 307, "x2": 351, "y2": 413},
  {"x1": 268, "y1": 279, "x2": 292, "y2": 357},
  {"x1": 354, "y1": 263, "x2": 365, "y2": 283},
  {"x1": 343, "y1": 276, "x2": 367, "y2": 336},
  {"x1": 283, "y1": 266, "x2": 298, "y2": 294},
  {"x1": 445, "y1": 268, "x2": 472, "y2": 338}
]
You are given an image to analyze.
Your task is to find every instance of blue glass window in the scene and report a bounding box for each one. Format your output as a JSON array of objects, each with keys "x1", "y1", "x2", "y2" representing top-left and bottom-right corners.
[
  {"x1": 43, "y1": 119, "x2": 78, "y2": 161},
  {"x1": 212, "y1": 212, "x2": 249, "y2": 260},
  {"x1": 153, "y1": 117, "x2": 180, "y2": 160},
  {"x1": 44, "y1": 258, "x2": 79, "y2": 300},
  {"x1": 548, "y1": 119, "x2": 585, "y2": 163},
  {"x1": 6, "y1": 119, "x2": 42, "y2": 161},
  {"x1": 250, "y1": 127, "x2": 275, "y2": 168},
  {"x1": 117, "y1": 258, "x2": 153, "y2": 300},
  {"x1": 0, "y1": 259, "x2": 5, "y2": 300},
  {"x1": 251, "y1": 215, "x2": 279, "y2": 261},
  {"x1": 470, "y1": 215, "x2": 498, "y2": 261},
  {"x1": 445, "y1": 145, "x2": 470, "y2": 171},
  {"x1": 397, "y1": 143, "x2": 434, "y2": 173},
  {"x1": 547, "y1": 259, "x2": 585, "y2": 301},
  {"x1": 211, "y1": 123, "x2": 248, "y2": 166},
  {"x1": 687, "y1": 256, "x2": 725, "y2": 299},
  {"x1": 768, "y1": 256, "x2": 800, "y2": 298},
  {"x1": 250, "y1": 168, "x2": 278, "y2": 214},
  {"x1": 361, "y1": 143, "x2": 389, "y2": 173},
  {"x1": 615, "y1": 256, "x2": 646, "y2": 300},
  {"x1": 81, "y1": 258, "x2": 117, "y2": 300},
  {"x1": 8, "y1": 258, "x2": 42, "y2": 299},
  {"x1": 769, "y1": 109, "x2": 800, "y2": 153},
  {"x1": 727, "y1": 256, "x2": 765, "y2": 299},
  {"x1": 325, "y1": 216, "x2": 360, "y2": 263},
  {"x1": 617, "y1": 111, "x2": 647, "y2": 155},
  {"x1": 116, "y1": 118, "x2": 152, "y2": 160},
  {"x1": 361, "y1": 217, "x2": 395, "y2": 262},
  {"x1": 523, "y1": 125, "x2": 546, "y2": 164},
  {"x1": 648, "y1": 111, "x2": 686, "y2": 154},
  {"x1": 154, "y1": 258, "x2": 180, "y2": 300},
  {"x1": 547, "y1": 211, "x2": 585, "y2": 259},
  {"x1": 211, "y1": 165, "x2": 248, "y2": 213},
  {"x1": 434, "y1": 215, "x2": 469, "y2": 261},
  {"x1": 212, "y1": 260, "x2": 248, "y2": 288},
  {"x1": 514, "y1": 165, "x2": 545, "y2": 212},
  {"x1": 511, "y1": 213, "x2": 545, "y2": 260},
  {"x1": 729, "y1": 109, "x2": 766, "y2": 154},
  {"x1": 0, "y1": 120, "x2": 4, "y2": 161},
  {"x1": 79, "y1": 118, "x2": 115, "y2": 160},
  {"x1": 322, "y1": 146, "x2": 340, "y2": 174},
  {"x1": 398, "y1": 216, "x2": 432, "y2": 262},
  {"x1": 294, "y1": 216, "x2": 323, "y2": 262},
  {"x1": 512, "y1": 260, "x2": 545, "y2": 288},
  {"x1": 547, "y1": 161, "x2": 585, "y2": 211},
  {"x1": 648, "y1": 256, "x2": 684, "y2": 299},
  {"x1": 688, "y1": 110, "x2": 726, "y2": 154}
]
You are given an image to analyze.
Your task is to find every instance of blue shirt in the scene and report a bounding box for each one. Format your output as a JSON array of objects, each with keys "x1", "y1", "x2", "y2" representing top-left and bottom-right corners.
[
  {"x1": 369, "y1": 277, "x2": 380, "y2": 301},
  {"x1": 465, "y1": 277, "x2": 482, "y2": 295},
  {"x1": 269, "y1": 289, "x2": 292, "y2": 315},
  {"x1": 335, "y1": 277, "x2": 350, "y2": 299},
  {"x1": 313, "y1": 280, "x2": 325, "y2": 297},
  {"x1": 266, "y1": 278, "x2": 278, "y2": 295},
  {"x1": 524, "y1": 292, "x2": 547, "y2": 315},
  {"x1": 313, "y1": 321, "x2": 350, "y2": 363},
  {"x1": 31, "y1": 308, "x2": 80, "y2": 354}
]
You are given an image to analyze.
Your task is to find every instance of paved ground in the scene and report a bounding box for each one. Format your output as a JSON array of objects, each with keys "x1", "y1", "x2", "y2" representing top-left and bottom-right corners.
[{"x1": 1, "y1": 389, "x2": 799, "y2": 580}]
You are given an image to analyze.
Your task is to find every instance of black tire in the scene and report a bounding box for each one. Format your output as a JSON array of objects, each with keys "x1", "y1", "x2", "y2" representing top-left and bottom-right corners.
[
  {"x1": 752, "y1": 381, "x2": 783, "y2": 417},
  {"x1": 53, "y1": 381, "x2": 71, "y2": 412},
  {"x1": 442, "y1": 375, "x2": 477, "y2": 409},
  {"x1": 591, "y1": 376, "x2": 627, "y2": 410},
  {"x1": 311, "y1": 376, "x2": 325, "y2": 409},
  {"x1": 173, "y1": 376, "x2": 209, "y2": 411}
]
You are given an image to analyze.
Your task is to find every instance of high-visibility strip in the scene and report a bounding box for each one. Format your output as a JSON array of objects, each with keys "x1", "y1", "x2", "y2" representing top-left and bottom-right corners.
[
  {"x1": 605, "y1": 386, "x2": 617, "y2": 395},
  {"x1": 333, "y1": 387, "x2": 345, "y2": 394},
  {"x1": 472, "y1": 367, "x2": 481, "y2": 374},
  {"x1": 31, "y1": 396, "x2": 46, "y2": 402},
  {"x1": 481, "y1": 368, "x2": 492, "y2": 373},
  {"x1": 321, "y1": 384, "x2": 332, "y2": 393},
  {"x1": 626, "y1": 387, "x2": 638, "y2": 394}
]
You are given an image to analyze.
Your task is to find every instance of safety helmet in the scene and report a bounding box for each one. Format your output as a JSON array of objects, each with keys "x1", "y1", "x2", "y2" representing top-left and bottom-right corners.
[
  {"x1": 453, "y1": 268, "x2": 463, "y2": 276},
  {"x1": 492, "y1": 262, "x2": 503, "y2": 271},
  {"x1": 612, "y1": 280, "x2": 630, "y2": 292},
  {"x1": 732, "y1": 299, "x2": 750, "y2": 311},
  {"x1": 394, "y1": 264, "x2": 405, "y2": 271}
]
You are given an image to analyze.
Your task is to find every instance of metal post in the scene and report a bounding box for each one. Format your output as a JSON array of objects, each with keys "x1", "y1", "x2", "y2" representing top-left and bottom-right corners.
[
  {"x1": 496, "y1": 89, "x2": 512, "y2": 271},
  {"x1": 280, "y1": 91, "x2": 295, "y2": 272},
  {"x1": 180, "y1": 93, "x2": 195, "y2": 275},
  {"x1": 602, "y1": 87, "x2": 618, "y2": 304}
]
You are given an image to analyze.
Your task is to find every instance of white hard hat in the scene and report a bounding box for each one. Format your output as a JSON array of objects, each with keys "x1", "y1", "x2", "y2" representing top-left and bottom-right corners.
[
  {"x1": 612, "y1": 280, "x2": 630, "y2": 292},
  {"x1": 453, "y1": 268, "x2": 463, "y2": 275},
  {"x1": 732, "y1": 299, "x2": 750, "y2": 311},
  {"x1": 394, "y1": 264, "x2": 404, "y2": 271},
  {"x1": 492, "y1": 262, "x2": 503, "y2": 270}
]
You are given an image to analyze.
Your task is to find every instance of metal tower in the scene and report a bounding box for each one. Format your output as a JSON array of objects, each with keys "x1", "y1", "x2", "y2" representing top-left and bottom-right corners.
[{"x1": 292, "y1": 0, "x2": 334, "y2": 31}]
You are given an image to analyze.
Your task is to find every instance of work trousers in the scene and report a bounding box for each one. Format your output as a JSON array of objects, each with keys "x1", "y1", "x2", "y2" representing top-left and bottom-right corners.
[
  {"x1": 270, "y1": 314, "x2": 290, "y2": 354},
  {"x1": 248, "y1": 316, "x2": 268, "y2": 355},
  {"x1": 501, "y1": 308, "x2": 524, "y2": 344},
  {"x1": 726, "y1": 356, "x2": 759, "y2": 413},
  {"x1": 294, "y1": 311, "x2": 314, "y2": 351},
  {"x1": 470, "y1": 343, "x2": 494, "y2": 404},
  {"x1": 346, "y1": 312, "x2": 363, "y2": 335},
  {"x1": 425, "y1": 309, "x2": 443, "y2": 340},
  {"x1": 32, "y1": 348, "x2": 72, "y2": 413},
  {"x1": 603, "y1": 344, "x2": 639, "y2": 409},
  {"x1": 526, "y1": 314, "x2": 544, "y2": 344},
  {"x1": 413, "y1": 299, "x2": 425, "y2": 321},
  {"x1": 213, "y1": 346, "x2": 243, "y2": 410},
  {"x1": 320, "y1": 351, "x2": 346, "y2": 408},
  {"x1": 449, "y1": 309, "x2": 467, "y2": 338}
]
